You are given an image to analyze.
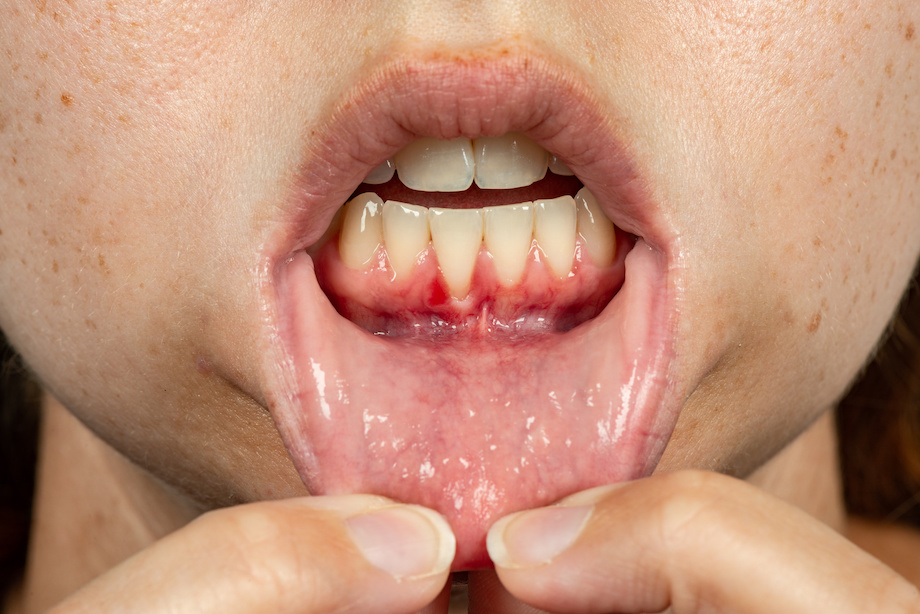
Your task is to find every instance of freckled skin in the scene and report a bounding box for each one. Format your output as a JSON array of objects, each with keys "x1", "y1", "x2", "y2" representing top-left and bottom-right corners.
[{"x1": 0, "y1": 0, "x2": 918, "y2": 549}]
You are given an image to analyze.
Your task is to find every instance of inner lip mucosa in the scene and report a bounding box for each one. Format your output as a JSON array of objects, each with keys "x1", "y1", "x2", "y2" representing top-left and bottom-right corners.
[{"x1": 277, "y1": 131, "x2": 670, "y2": 570}]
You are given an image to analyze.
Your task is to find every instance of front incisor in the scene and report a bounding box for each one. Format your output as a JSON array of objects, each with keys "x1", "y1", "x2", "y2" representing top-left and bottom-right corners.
[
  {"x1": 429, "y1": 208, "x2": 484, "y2": 299},
  {"x1": 484, "y1": 203, "x2": 534, "y2": 287},
  {"x1": 534, "y1": 196, "x2": 577, "y2": 278},
  {"x1": 382, "y1": 201, "x2": 430, "y2": 279},
  {"x1": 473, "y1": 133, "x2": 548, "y2": 189},
  {"x1": 394, "y1": 138, "x2": 475, "y2": 193}
]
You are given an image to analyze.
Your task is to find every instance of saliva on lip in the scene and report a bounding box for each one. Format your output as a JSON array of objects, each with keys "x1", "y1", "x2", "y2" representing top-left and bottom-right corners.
[{"x1": 313, "y1": 134, "x2": 626, "y2": 336}]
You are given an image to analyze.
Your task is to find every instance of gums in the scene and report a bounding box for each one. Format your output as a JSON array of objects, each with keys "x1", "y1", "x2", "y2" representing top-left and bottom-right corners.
[{"x1": 311, "y1": 222, "x2": 633, "y2": 338}]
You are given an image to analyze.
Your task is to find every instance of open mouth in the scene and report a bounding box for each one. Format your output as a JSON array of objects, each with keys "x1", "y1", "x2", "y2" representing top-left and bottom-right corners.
[
  {"x1": 260, "y1": 51, "x2": 680, "y2": 570},
  {"x1": 311, "y1": 134, "x2": 630, "y2": 338}
]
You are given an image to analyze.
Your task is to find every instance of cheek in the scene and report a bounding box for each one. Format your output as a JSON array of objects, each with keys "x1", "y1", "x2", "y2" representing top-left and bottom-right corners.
[
  {"x1": 743, "y1": 7, "x2": 920, "y2": 395},
  {"x1": 0, "y1": 0, "x2": 370, "y2": 405},
  {"x1": 0, "y1": 1, "x2": 343, "y2": 504},
  {"x1": 0, "y1": 1, "x2": 249, "y2": 390},
  {"x1": 646, "y1": 2, "x2": 920, "y2": 470}
]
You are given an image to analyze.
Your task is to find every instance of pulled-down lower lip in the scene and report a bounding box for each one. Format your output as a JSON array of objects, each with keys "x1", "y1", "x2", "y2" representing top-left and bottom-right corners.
[{"x1": 259, "y1": 49, "x2": 680, "y2": 569}]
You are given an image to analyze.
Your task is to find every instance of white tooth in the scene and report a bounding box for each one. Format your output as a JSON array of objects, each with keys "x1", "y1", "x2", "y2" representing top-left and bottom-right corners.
[
  {"x1": 394, "y1": 137, "x2": 474, "y2": 192},
  {"x1": 548, "y1": 154, "x2": 575, "y2": 176},
  {"x1": 483, "y1": 203, "x2": 534, "y2": 286},
  {"x1": 429, "y1": 208, "x2": 483, "y2": 299},
  {"x1": 575, "y1": 187, "x2": 616, "y2": 268},
  {"x1": 339, "y1": 192, "x2": 385, "y2": 269},
  {"x1": 364, "y1": 159, "x2": 395, "y2": 185},
  {"x1": 382, "y1": 200, "x2": 430, "y2": 279},
  {"x1": 534, "y1": 196, "x2": 577, "y2": 278},
  {"x1": 473, "y1": 133, "x2": 548, "y2": 189}
]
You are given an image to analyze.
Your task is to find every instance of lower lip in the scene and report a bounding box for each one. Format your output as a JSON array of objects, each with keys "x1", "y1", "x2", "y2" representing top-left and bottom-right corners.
[{"x1": 270, "y1": 233, "x2": 674, "y2": 569}]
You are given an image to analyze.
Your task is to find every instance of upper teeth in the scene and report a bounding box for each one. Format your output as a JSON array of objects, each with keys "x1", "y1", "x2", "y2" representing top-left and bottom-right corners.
[
  {"x1": 392, "y1": 138, "x2": 476, "y2": 192},
  {"x1": 368, "y1": 133, "x2": 556, "y2": 192},
  {"x1": 473, "y1": 134, "x2": 547, "y2": 189},
  {"x1": 339, "y1": 186, "x2": 616, "y2": 299}
]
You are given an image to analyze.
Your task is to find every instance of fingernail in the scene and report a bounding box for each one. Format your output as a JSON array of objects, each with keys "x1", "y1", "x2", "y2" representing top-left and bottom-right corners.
[
  {"x1": 346, "y1": 505, "x2": 456, "y2": 580},
  {"x1": 558, "y1": 483, "x2": 624, "y2": 506},
  {"x1": 487, "y1": 504, "x2": 593, "y2": 568}
]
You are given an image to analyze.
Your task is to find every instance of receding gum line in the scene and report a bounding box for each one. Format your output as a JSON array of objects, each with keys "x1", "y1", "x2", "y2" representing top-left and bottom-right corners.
[
  {"x1": 311, "y1": 215, "x2": 631, "y2": 337},
  {"x1": 333, "y1": 189, "x2": 618, "y2": 284}
]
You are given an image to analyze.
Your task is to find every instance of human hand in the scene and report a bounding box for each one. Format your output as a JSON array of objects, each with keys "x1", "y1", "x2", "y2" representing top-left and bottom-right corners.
[
  {"x1": 50, "y1": 495, "x2": 455, "y2": 614},
  {"x1": 482, "y1": 471, "x2": 920, "y2": 613}
]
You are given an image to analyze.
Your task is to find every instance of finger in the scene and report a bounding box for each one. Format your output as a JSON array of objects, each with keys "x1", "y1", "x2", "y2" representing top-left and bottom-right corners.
[
  {"x1": 53, "y1": 495, "x2": 455, "y2": 614},
  {"x1": 415, "y1": 579, "x2": 452, "y2": 614},
  {"x1": 488, "y1": 471, "x2": 920, "y2": 614},
  {"x1": 466, "y1": 570, "x2": 551, "y2": 614}
]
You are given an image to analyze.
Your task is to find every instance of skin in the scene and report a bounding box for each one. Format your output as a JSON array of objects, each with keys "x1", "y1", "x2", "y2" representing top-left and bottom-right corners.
[{"x1": 1, "y1": 1, "x2": 919, "y2": 612}]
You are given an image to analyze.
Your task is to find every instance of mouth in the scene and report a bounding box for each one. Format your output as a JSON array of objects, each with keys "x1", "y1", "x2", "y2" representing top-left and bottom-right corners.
[
  {"x1": 312, "y1": 138, "x2": 629, "y2": 336},
  {"x1": 260, "y1": 49, "x2": 680, "y2": 570}
]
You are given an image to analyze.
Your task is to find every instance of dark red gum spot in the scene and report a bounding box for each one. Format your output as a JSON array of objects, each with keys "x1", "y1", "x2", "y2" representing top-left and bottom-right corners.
[
  {"x1": 311, "y1": 226, "x2": 633, "y2": 338},
  {"x1": 426, "y1": 276, "x2": 451, "y2": 308}
]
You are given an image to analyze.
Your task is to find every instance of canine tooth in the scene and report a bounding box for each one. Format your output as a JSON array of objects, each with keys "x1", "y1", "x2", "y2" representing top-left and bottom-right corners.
[
  {"x1": 382, "y1": 201, "x2": 430, "y2": 279},
  {"x1": 473, "y1": 133, "x2": 548, "y2": 189},
  {"x1": 575, "y1": 187, "x2": 616, "y2": 267},
  {"x1": 429, "y1": 208, "x2": 483, "y2": 299},
  {"x1": 548, "y1": 154, "x2": 574, "y2": 176},
  {"x1": 339, "y1": 192, "x2": 385, "y2": 269},
  {"x1": 534, "y1": 196, "x2": 577, "y2": 278},
  {"x1": 483, "y1": 203, "x2": 534, "y2": 286},
  {"x1": 394, "y1": 137, "x2": 474, "y2": 192},
  {"x1": 364, "y1": 159, "x2": 395, "y2": 185}
]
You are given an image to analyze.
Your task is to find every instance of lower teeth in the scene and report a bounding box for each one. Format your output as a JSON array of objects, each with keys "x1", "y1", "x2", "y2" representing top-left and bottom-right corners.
[
  {"x1": 337, "y1": 186, "x2": 616, "y2": 299},
  {"x1": 310, "y1": 184, "x2": 625, "y2": 338}
]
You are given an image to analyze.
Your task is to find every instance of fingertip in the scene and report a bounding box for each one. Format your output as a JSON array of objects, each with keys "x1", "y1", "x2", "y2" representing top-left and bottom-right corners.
[
  {"x1": 487, "y1": 485, "x2": 627, "y2": 570},
  {"x1": 487, "y1": 505, "x2": 593, "y2": 569},
  {"x1": 300, "y1": 493, "x2": 395, "y2": 514},
  {"x1": 57, "y1": 496, "x2": 455, "y2": 614},
  {"x1": 486, "y1": 511, "x2": 517, "y2": 568},
  {"x1": 345, "y1": 504, "x2": 456, "y2": 581},
  {"x1": 291, "y1": 496, "x2": 456, "y2": 612}
]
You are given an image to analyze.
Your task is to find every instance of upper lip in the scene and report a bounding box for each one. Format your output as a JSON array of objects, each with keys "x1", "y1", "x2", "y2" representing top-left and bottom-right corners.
[{"x1": 265, "y1": 46, "x2": 677, "y2": 263}]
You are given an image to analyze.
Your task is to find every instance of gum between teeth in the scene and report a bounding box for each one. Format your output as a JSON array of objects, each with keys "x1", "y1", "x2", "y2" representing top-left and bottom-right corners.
[{"x1": 339, "y1": 187, "x2": 616, "y2": 300}]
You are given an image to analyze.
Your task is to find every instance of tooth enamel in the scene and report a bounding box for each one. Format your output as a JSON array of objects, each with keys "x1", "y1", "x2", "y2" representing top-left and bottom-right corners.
[
  {"x1": 575, "y1": 187, "x2": 616, "y2": 268},
  {"x1": 473, "y1": 133, "x2": 548, "y2": 189},
  {"x1": 483, "y1": 203, "x2": 534, "y2": 286},
  {"x1": 429, "y1": 208, "x2": 483, "y2": 299},
  {"x1": 534, "y1": 196, "x2": 577, "y2": 278},
  {"x1": 394, "y1": 137, "x2": 475, "y2": 192},
  {"x1": 364, "y1": 159, "x2": 395, "y2": 185},
  {"x1": 548, "y1": 154, "x2": 574, "y2": 176},
  {"x1": 339, "y1": 192, "x2": 385, "y2": 269},
  {"x1": 382, "y1": 200, "x2": 430, "y2": 279}
]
